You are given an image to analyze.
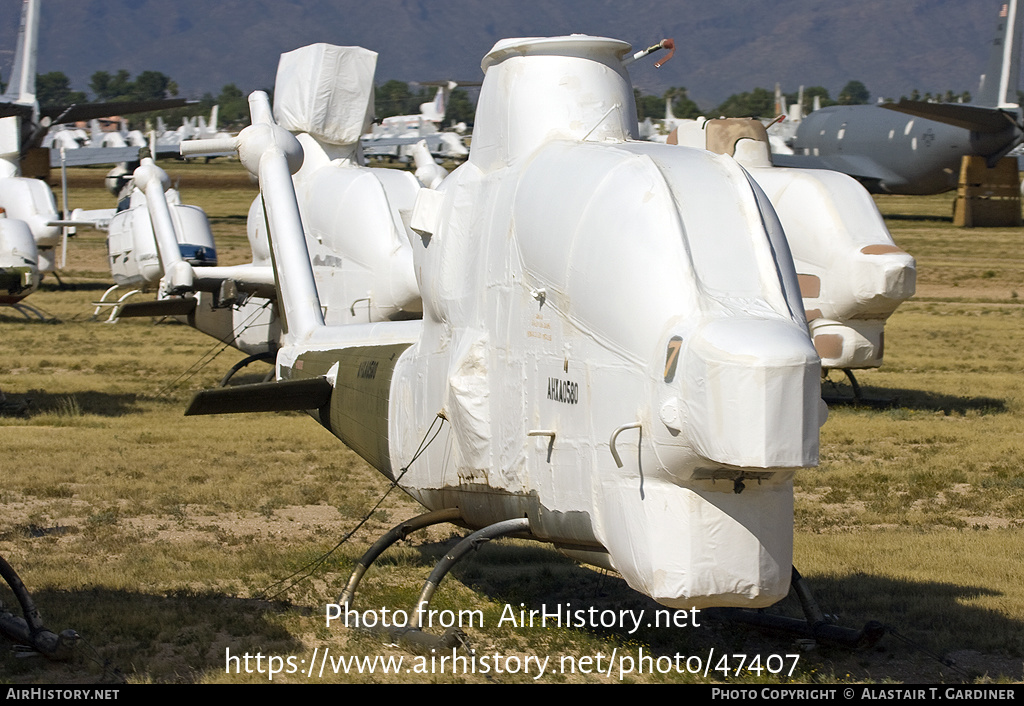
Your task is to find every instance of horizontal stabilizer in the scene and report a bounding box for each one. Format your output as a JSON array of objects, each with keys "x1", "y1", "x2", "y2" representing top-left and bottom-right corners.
[
  {"x1": 881, "y1": 100, "x2": 1017, "y2": 133},
  {"x1": 116, "y1": 298, "x2": 197, "y2": 318},
  {"x1": 185, "y1": 377, "x2": 333, "y2": 416}
]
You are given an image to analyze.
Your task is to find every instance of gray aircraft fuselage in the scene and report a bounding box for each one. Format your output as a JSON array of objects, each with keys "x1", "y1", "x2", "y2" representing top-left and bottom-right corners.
[{"x1": 787, "y1": 105, "x2": 1019, "y2": 195}]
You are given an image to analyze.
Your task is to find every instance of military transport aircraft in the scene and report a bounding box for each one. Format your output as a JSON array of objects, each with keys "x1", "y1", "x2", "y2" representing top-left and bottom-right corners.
[{"x1": 775, "y1": 0, "x2": 1024, "y2": 195}]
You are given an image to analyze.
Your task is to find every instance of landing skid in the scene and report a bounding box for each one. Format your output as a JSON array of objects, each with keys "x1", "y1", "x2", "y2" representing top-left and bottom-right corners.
[
  {"x1": 91, "y1": 285, "x2": 143, "y2": 323},
  {"x1": 338, "y1": 512, "x2": 884, "y2": 651},
  {"x1": 6, "y1": 302, "x2": 50, "y2": 321},
  {"x1": 219, "y1": 352, "x2": 276, "y2": 387},
  {"x1": 338, "y1": 510, "x2": 532, "y2": 650},
  {"x1": 0, "y1": 553, "x2": 77, "y2": 660},
  {"x1": 821, "y1": 368, "x2": 862, "y2": 401},
  {"x1": 708, "y1": 567, "x2": 885, "y2": 649},
  {"x1": 821, "y1": 369, "x2": 894, "y2": 407}
]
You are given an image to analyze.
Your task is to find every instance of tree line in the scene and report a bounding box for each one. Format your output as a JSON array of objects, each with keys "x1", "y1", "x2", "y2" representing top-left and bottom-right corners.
[
  {"x1": 11, "y1": 69, "x2": 982, "y2": 132},
  {"x1": 637, "y1": 81, "x2": 976, "y2": 122},
  {"x1": 635, "y1": 81, "x2": 870, "y2": 122},
  {"x1": 23, "y1": 71, "x2": 478, "y2": 130}
]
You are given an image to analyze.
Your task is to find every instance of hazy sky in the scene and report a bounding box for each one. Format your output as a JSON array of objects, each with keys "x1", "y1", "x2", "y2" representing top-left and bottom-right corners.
[{"x1": 0, "y1": 1, "x2": 1007, "y2": 110}]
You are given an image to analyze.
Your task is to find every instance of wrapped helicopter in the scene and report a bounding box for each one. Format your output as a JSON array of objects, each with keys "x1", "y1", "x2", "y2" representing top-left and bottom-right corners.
[
  {"x1": 121, "y1": 36, "x2": 884, "y2": 646},
  {"x1": 670, "y1": 117, "x2": 916, "y2": 397}
]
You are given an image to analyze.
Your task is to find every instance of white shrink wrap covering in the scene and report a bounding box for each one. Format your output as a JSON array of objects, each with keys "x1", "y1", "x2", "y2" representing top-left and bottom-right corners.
[
  {"x1": 672, "y1": 118, "x2": 916, "y2": 370},
  {"x1": 273, "y1": 44, "x2": 376, "y2": 146}
]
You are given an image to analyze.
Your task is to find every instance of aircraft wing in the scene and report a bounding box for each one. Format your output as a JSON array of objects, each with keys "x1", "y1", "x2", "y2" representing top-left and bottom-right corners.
[
  {"x1": 191, "y1": 265, "x2": 276, "y2": 298},
  {"x1": 49, "y1": 137, "x2": 199, "y2": 167},
  {"x1": 49, "y1": 146, "x2": 141, "y2": 167},
  {"x1": 39, "y1": 98, "x2": 195, "y2": 126},
  {"x1": 153, "y1": 142, "x2": 185, "y2": 158},
  {"x1": 881, "y1": 100, "x2": 1018, "y2": 133},
  {"x1": 360, "y1": 133, "x2": 444, "y2": 155},
  {"x1": 49, "y1": 207, "x2": 116, "y2": 232},
  {"x1": 771, "y1": 152, "x2": 903, "y2": 186}
]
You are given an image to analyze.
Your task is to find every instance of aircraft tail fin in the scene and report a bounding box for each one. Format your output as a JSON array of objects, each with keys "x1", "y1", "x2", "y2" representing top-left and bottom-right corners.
[
  {"x1": 977, "y1": 0, "x2": 1022, "y2": 108},
  {"x1": 419, "y1": 82, "x2": 453, "y2": 123},
  {"x1": 791, "y1": 86, "x2": 805, "y2": 121},
  {"x1": 885, "y1": 1, "x2": 1024, "y2": 141},
  {"x1": 1, "y1": 0, "x2": 39, "y2": 108}
]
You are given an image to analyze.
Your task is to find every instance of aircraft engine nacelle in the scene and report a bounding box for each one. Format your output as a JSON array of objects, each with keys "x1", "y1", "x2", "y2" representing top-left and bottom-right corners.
[
  {"x1": 389, "y1": 35, "x2": 822, "y2": 610},
  {"x1": 0, "y1": 212, "x2": 40, "y2": 303},
  {"x1": 107, "y1": 188, "x2": 217, "y2": 289}
]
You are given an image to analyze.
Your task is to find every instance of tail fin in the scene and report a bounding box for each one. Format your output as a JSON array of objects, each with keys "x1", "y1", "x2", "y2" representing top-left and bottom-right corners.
[
  {"x1": 884, "y1": 0, "x2": 1024, "y2": 140},
  {"x1": 977, "y1": 0, "x2": 1022, "y2": 108},
  {"x1": 1, "y1": 0, "x2": 39, "y2": 109},
  {"x1": 419, "y1": 82, "x2": 454, "y2": 123},
  {"x1": 791, "y1": 86, "x2": 805, "y2": 121}
]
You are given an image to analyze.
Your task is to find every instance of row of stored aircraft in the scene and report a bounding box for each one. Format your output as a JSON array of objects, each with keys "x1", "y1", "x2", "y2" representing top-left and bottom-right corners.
[
  {"x1": 0, "y1": 0, "x2": 192, "y2": 311},
  {"x1": 1, "y1": 0, "x2": 1018, "y2": 653},
  {"x1": 360, "y1": 80, "x2": 473, "y2": 161}
]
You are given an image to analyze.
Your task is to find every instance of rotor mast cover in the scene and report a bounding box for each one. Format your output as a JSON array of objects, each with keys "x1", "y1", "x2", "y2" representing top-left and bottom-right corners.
[
  {"x1": 273, "y1": 44, "x2": 377, "y2": 146},
  {"x1": 471, "y1": 35, "x2": 639, "y2": 171}
]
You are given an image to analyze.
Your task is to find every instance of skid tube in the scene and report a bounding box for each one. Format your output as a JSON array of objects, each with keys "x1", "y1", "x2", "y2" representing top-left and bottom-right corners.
[
  {"x1": 337, "y1": 511, "x2": 532, "y2": 651},
  {"x1": 707, "y1": 567, "x2": 885, "y2": 648},
  {"x1": 0, "y1": 553, "x2": 77, "y2": 660},
  {"x1": 219, "y1": 351, "x2": 277, "y2": 387}
]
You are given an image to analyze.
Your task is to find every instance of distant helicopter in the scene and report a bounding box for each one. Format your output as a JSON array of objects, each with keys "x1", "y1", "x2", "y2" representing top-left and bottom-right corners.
[
  {"x1": 116, "y1": 45, "x2": 422, "y2": 380},
  {"x1": 670, "y1": 117, "x2": 916, "y2": 397}
]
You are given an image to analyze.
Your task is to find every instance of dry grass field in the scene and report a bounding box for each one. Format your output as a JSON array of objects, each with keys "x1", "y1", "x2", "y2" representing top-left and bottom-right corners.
[{"x1": 1, "y1": 162, "x2": 1022, "y2": 684}]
